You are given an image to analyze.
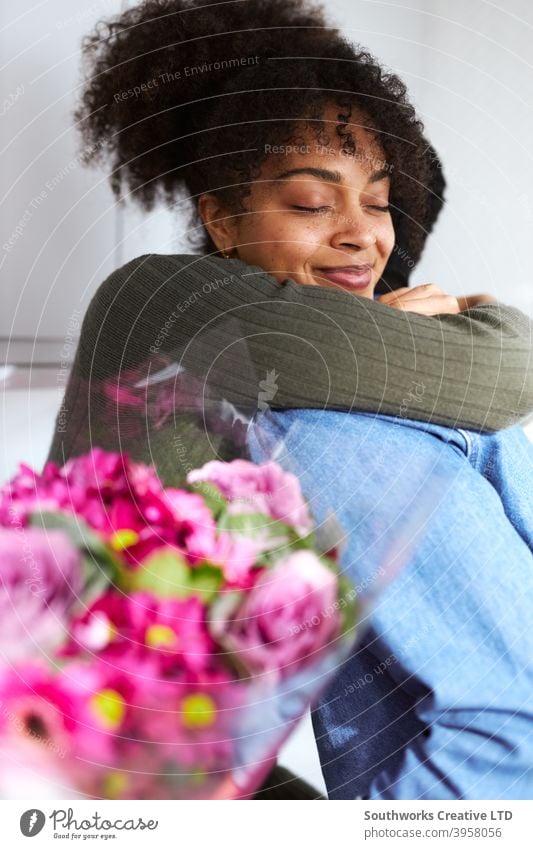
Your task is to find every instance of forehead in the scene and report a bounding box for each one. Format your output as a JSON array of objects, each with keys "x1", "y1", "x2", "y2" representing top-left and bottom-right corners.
[{"x1": 259, "y1": 109, "x2": 389, "y2": 185}]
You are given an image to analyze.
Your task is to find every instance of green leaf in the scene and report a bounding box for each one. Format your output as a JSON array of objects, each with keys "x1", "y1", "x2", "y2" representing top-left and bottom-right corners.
[
  {"x1": 187, "y1": 480, "x2": 227, "y2": 518},
  {"x1": 335, "y1": 574, "x2": 360, "y2": 637},
  {"x1": 128, "y1": 548, "x2": 191, "y2": 598},
  {"x1": 220, "y1": 509, "x2": 303, "y2": 546},
  {"x1": 80, "y1": 555, "x2": 115, "y2": 607},
  {"x1": 186, "y1": 563, "x2": 224, "y2": 603},
  {"x1": 129, "y1": 548, "x2": 223, "y2": 603},
  {"x1": 216, "y1": 510, "x2": 321, "y2": 573}
]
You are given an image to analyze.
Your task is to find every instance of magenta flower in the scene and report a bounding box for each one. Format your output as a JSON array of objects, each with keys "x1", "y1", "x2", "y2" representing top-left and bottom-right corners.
[
  {"x1": 0, "y1": 448, "x2": 161, "y2": 532},
  {"x1": 0, "y1": 527, "x2": 83, "y2": 661},
  {"x1": 0, "y1": 658, "x2": 133, "y2": 767},
  {"x1": 160, "y1": 489, "x2": 217, "y2": 566},
  {"x1": 135, "y1": 677, "x2": 243, "y2": 775},
  {"x1": 0, "y1": 662, "x2": 74, "y2": 756},
  {"x1": 0, "y1": 448, "x2": 219, "y2": 569},
  {"x1": 65, "y1": 590, "x2": 217, "y2": 676},
  {"x1": 212, "y1": 550, "x2": 341, "y2": 677},
  {"x1": 187, "y1": 459, "x2": 313, "y2": 536}
]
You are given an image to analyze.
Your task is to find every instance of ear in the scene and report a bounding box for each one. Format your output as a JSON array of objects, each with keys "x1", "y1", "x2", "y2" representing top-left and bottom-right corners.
[{"x1": 197, "y1": 193, "x2": 238, "y2": 254}]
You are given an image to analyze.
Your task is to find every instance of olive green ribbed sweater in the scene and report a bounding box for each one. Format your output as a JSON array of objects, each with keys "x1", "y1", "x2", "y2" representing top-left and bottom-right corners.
[{"x1": 46, "y1": 252, "x2": 533, "y2": 487}]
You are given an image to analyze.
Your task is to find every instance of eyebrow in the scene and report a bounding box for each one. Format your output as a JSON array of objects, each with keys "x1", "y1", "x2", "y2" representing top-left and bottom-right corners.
[{"x1": 272, "y1": 166, "x2": 390, "y2": 185}]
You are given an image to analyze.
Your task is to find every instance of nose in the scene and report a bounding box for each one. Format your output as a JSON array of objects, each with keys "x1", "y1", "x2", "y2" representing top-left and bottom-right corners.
[{"x1": 329, "y1": 206, "x2": 377, "y2": 252}]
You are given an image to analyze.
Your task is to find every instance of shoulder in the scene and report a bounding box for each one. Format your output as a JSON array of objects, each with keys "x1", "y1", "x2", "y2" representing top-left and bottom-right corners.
[
  {"x1": 75, "y1": 253, "x2": 231, "y2": 377},
  {"x1": 472, "y1": 302, "x2": 533, "y2": 335},
  {"x1": 90, "y1": 252, "x2": 284, "y2": 308},
  {"x1": 92, "y1": 253, "x2": 220, "y2": 302},
  {"x1": 88, "y1": 253, "x2": 297, "y2": 332},
  {"x1": 79, "y1": 251, "x2": 271, "y2": 350}
]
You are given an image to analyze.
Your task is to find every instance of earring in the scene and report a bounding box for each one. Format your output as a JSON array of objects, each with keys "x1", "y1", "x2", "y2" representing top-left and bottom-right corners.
[{"x1": 221, "y1": 248, "x2": 231, "y2": 259}]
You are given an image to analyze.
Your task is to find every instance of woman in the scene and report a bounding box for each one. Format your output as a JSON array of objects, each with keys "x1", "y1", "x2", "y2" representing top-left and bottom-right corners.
[{"x1": 47, "y1": 0, "x2": 533, "y2": 797}]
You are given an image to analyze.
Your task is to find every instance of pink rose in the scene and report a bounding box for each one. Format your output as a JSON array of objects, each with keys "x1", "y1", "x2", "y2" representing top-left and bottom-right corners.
[
  {"x1": 187, "y1": 459, "x2": 313, "y2": 537},
  {"x1": 212, "y1": 550, "x2": 341, "y2": 677}
]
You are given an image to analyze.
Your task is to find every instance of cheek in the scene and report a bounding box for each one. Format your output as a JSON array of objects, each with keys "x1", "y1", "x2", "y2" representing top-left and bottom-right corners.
[
  {"x1": 378, "y1": 219, "x2": 396, "y2": 258},
  {"x1": 263, "y1": 210, "x2": 324, "y2": 242},
  {"x1": 280, "y1": 219, "x2": 327, "y2": 271},
  {"x1": 243, "y1": 210, "x2": 325, "y2": 261},
  {"x1": 283, "y1": 219, "x2": 326, "y2": 262}
]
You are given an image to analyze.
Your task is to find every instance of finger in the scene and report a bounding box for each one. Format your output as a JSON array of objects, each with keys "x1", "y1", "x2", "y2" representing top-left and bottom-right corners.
[
  {"x1": 377, "y1": 287, "x2": 411, "y2": 302},
  {"x1": 391, "y1": 295, "x2": 460, "y2": 315},
  {"x1": 380, "y1": 284, "x2": 442, "y2": 304},
  {"x1": 400, "y1": 283, "x2": 444, "y2": 299}
]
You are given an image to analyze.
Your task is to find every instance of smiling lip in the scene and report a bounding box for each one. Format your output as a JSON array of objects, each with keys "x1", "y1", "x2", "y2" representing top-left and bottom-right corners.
[{"x1": 315, "y1": 264, "x2": 373, "y2": 289}]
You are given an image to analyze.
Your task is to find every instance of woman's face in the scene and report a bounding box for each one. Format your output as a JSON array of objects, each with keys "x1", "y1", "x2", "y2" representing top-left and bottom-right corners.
[{"x1": 200, "y1": 107, "x2": 395, "y2": 299}]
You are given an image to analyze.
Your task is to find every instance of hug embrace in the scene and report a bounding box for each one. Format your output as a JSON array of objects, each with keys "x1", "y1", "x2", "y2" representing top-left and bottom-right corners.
[{"x1": 47, "y1": 0, "x2": 533, "y2": 799}]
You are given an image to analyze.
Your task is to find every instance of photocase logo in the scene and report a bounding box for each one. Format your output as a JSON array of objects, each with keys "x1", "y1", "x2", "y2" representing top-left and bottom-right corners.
[{"x1": 20, "y1": 809, "x2": 46, "y2": 837}]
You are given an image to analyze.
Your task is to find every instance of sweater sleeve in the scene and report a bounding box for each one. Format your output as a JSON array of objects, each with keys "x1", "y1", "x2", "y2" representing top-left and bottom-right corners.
[{"x1": 45, "y1": 251, "x2": 533, "y2": 481}]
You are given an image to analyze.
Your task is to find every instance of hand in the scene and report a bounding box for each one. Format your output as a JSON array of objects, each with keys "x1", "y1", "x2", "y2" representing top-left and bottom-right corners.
[
  {"x1": 456, "y1": 293, "x2": 500, "y2": 310},
  {"x1": 377, "y1": 283, "x2": 461, "y2": 316}
]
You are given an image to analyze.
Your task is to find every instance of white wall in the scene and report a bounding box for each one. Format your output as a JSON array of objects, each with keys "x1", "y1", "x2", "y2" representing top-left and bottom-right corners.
[
  {"x1": 0, "y1": 0, "x2": 178, "y2": 350},
  {"x1": 1, "y1": 0, "x2": 532, "y2": 349}
]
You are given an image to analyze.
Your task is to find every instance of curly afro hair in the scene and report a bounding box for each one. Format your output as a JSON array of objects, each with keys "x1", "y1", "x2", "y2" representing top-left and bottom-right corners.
[{"x1": 74, "y1": 0, "x2": 446, "y2": 291}]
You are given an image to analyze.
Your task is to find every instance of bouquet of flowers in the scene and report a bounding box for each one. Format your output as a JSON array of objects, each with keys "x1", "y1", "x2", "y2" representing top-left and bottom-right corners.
[{"x1": 0, "y1": 447, "x2": 358, "y2": 799}]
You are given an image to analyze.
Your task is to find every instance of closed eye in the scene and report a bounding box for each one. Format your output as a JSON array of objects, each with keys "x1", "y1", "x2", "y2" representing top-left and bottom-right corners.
[
  {"x1": 291, "y1": 204, "x2": 390, "y2": 214},
  {"x1": 291, "y1": 205, "x2": 330, "y2": 213}
]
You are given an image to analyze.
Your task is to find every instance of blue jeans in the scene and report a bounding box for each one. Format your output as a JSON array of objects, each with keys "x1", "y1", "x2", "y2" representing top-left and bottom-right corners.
[{"x1": 246, "y1": 409, "x2": 533, "y2": 799}]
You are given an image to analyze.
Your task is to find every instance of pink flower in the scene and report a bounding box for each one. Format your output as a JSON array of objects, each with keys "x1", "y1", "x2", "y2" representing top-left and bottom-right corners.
[
  {"x1": 0, "y1": 527, "x2": 83, "y2": 661},
  {"x1": 0, "y1": 448, "x2": 219, "y2": 569},
  {"x1": 212, "y1": 550, "x2": 341, "y2": 677},
  {"x1": 0, "y1": 662, "x2": 74, "y2": 754},
  {"x1": 187, "y1": 459, "x2": 313, "y2": 536},
  {"x1": 161, "y1": 489, "x2": 217, "y2": 566},
  {"x1": 0, "y1": 448, "x2": 161, "y2": 533},
  {"x1": 65, "y1": 590, "x2": 218, "y2": 676},
  {"x1": 204, "y1": 532, "x2": 264, "y2": 589},
  {"x1": 0, "y1": 655, "x2": 243, "y2": 798},
  {"x1": 0, "y1": 659, "x2": 132, "y2": 767}
]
